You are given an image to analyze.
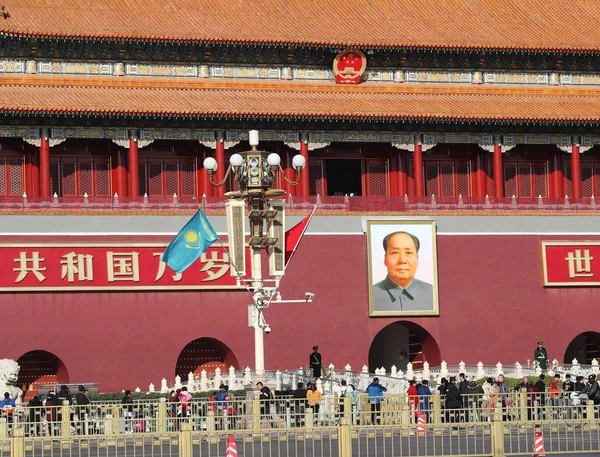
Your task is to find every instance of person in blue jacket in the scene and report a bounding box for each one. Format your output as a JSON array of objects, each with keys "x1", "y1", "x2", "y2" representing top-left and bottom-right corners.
[
  {"x1": 1, "y1": 392, "x2": 16, "y2": 427},
  {"x1": 417, "y1": 380, "x2": 432, "y2": 421},
  {"x1": 365, "y1": 377, "x2": 387, "y2": 425}
]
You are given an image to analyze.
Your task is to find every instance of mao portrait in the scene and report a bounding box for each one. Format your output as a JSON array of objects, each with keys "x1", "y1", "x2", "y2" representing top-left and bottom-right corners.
[{"x1": 367, "y1": 220, "x2": 439, "y2": 316}]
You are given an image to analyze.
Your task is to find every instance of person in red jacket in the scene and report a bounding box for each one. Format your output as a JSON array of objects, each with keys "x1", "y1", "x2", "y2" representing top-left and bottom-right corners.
[{"x1": 407, "y1": 380, "x2": 419, "y2": 417}]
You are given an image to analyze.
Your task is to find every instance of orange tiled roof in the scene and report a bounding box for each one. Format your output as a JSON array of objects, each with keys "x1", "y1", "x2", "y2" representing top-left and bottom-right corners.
[
  {"x1": 1, "y1": 75, "x2": 600, "y2": 123},
  {"x1": 3, "y1": 0, "x2": 600, "y2": 51}
]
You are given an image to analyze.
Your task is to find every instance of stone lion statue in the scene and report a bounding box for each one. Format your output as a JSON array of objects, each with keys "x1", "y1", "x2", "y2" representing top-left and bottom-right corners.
[{"x1": 0, "y1": 359, "x2": 23, "y2": 406}]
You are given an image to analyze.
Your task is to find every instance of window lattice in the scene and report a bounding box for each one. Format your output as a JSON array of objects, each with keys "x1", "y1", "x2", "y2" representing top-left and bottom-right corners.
[
  {"x1": 566, "y1": 163, "x2": 600, "y2": 198},
  {"x1": 503, "y1": 161, "x2": 548, "y2": 198},
  {"x1": 50, "y1": 156, "x2": 111, "y2": 197},
  {"x1": 423, "y1": 160, "x2": 470, "y2": 197},
  {"x1": 0, "y1": 156, "x2": 24, "y2": 196},
  {"x1": 309, "y1": 161, "x2": 325, "y2": 196},
  {"x1": 366, "y1": 161, "x2": 388, "y2": 196},
  {"x1": 139, "y1": 157, "x2": 197, "y2": 197}
]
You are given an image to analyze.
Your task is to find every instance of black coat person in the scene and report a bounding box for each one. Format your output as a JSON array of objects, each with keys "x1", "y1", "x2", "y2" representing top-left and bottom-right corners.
[{"x1": 310, "y1": 346, "x2": 323, "y2": 378}]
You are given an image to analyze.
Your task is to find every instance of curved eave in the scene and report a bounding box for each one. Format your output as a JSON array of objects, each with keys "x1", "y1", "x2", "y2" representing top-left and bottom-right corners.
[
  {"x1": 2, "y1": 108, "x2": 598, "y2": 126},
  {"x1": 2, "y1": 31, "x2": 600, "y2": 54}
]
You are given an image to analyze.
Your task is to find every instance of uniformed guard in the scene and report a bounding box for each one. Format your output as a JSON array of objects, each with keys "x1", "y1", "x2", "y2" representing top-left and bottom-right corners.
[
  {"x1": 309, "y1": 345, "x2": 323, "y2": 378},
  {"x1": 534, "y1": 340, "x2": 549, "y2": 371}
]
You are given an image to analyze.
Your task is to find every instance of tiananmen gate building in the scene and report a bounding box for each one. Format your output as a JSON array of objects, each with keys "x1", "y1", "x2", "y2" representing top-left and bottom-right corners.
[{"x1": 1, "y1": 0, "x2": 600, "y2": 392}]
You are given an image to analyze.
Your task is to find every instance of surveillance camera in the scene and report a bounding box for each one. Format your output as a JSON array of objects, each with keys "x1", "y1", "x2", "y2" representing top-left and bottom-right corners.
[
  {"x1": 305, "y1": 292, "x2": 315, "y2": 300},
  {"x1": 264, "y1": 325, "x2": 271, "y2": 334}
]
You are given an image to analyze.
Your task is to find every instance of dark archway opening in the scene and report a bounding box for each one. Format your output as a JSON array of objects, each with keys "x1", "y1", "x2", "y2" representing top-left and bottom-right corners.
[
  {"x1": 17, "y1": 350, "x2": 69, "y2": 401},
  {"x1": 369, "y1": 321, "x2": 441, "y2": 373},
  {"x1": 325, "y1": 159, "x2": 362, "y2": 196},
  {"x1": 175, "y1": 338, "x2": 239, "y2": 378},
  {"x1": 564, "y1": 332, "x2": 600, "y2": 364}
]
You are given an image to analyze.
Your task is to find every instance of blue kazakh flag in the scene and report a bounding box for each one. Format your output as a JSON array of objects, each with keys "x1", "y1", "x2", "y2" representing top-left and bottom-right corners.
[{"x1": 162, "y1": 209, "x2": 219, "y2": 273}]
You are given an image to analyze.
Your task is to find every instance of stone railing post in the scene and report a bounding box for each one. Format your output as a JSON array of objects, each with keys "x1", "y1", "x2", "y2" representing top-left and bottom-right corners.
[
  {"x1": 174, "y1": 375, "x2": 182, "y2": 390},
  {"x1": 328, "y1": 363, "x2": 336, "y2": 380},
  {"x1": 343, "y1": 395, "x2": 352, "y2": 421},
  {"x1": 496, "y1": 362, "x2": 503, "y2": 378},
  {"x1": 477, "y1": 362, "x2": 485, "y2": 379},
  {"x1": 161, "y1": 378, "x2": 168, "y2": 393},
  {"x1": 252, "y1": 398, "x2": 261, "y2": 431},
  {"x1": 104, "y1": 414, "x2": 114, "y2": 436},
  {"x1": 390, "y1": 365, "x2": 398, "y2": 377},
  {"x1": 62, "y1": 401, "x2": 72, "y2": 438},
  {"x1": 276, "y1": 370, "x2": 282, "y2": 391},
  {"x1": 229, "y1": 366, "x2": 236, "y2": 389},
  {"x1": 519, "y1": 388, "x2": 527, "y2": 421},
  {"x1": 187, "y1": 372, "x2": 195, "y2": 392},
  {"x1": 440, "y1": 361, "x2": 448, "y2": 378},
  {"x1": 200, "y1": 370, "x2": 208, "y2": 391},
  {"x1": 305, "y1": 407, "x2": 314, "y2": 430},
  {"x1": 316, "y1": 378, "x2": 323, "y2": 393},
  {"x1": 0, "y1": 417, "x2": 6, "y2": 439},
  {"x1": 338, "y1": 417, "x2": 353, "y2": 457},
  {"x1": 586, "y1": 400, "x2": 595, "y2": 423},
  {"x1": 214, "y1": 368, "x2": 222, "y2": 388},
  {"x1": 491, "y1": 401, "x2": 505, "y2": 457},
  {"x1": 459, "y1": 361, "x2": 466, "y2": 374},
  {"x1": 244, "y1": 367, "x2": 252, "y2": 385},
  {"x1": 157, "y1": 398, "x2": 167, "y2": 433},
  {"x1": 112, "y1": 405, "x2": 121, "y2": 434},
  {"x1": 422, "y1": 362, "x2": 430, "y2": 380},
  {"x1": 432, "y1": 394, "x2": 441, "y2": 424},
  {"x1": 179, "y1": 423, "x2": 192, "y2": 457},
  {"x1": 11, "y1": 428, "x2": 25, "y2": 457},
  {"x1": 406, "y1": 363, "x2": 414, "y2": 379},
  {"x1": 206, "y1": 409, "x2": 216, "y2": 433},
  {"x1": 516, "y1": 362, "x2": 523, "y2": 379}
]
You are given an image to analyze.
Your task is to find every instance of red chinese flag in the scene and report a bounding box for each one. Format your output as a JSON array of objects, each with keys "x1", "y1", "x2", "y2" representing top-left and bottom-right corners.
[{"x1": 284, "y1": 207, "x2": 316, "y2": 268}]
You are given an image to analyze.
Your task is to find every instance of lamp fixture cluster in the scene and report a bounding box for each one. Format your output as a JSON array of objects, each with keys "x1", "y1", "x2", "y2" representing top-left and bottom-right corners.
[{"x1": 203, "y1": 130, "x2": 306, "y2": 193}]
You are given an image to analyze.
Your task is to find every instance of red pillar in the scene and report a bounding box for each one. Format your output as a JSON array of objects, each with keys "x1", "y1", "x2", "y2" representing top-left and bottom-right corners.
[
  {"x1": 472, "y1": 152, "x2": 486, "y2": 198},
  {"x1": 128, "y1": 138, "x2": 139, "y2": 197},
  {"x1": 390, "y1": 149, "x2": 407, "y2": 197},
  {"x1": 39, "y1": 137, "x2": 50, "y2": 198},
  {"x1": 115, "y1": 149, "x2": 128, "y2": 197},
  {"x1": 299, "y1": 138, "x2": 310, "y2": 197},
  {"x1": 550, "y1": 151, "x2": 563, "y2": 199},
  {"x1": 24, "y1": 150, "x2": 33, "y2": 197},
  {"x1": 32, "y1": 151, "x2": 39, "y2": 197},
  {"x1": 281, "y1": 150, "x2": 294, "y2": 197},
  {"x1": 198, "y1": 150, "x2": 212, "y2": 197},
  {"x1": 571, "y1": 143, "x2": 582, "y2": 199},
  {"x1": 214, "y1": 137, "x2": 225, "y2": 197},
  {"x1": 493, "y1": 143, "x2": 504, "y2": 198},
  {"x1": 413, "y1": 141, "x2": 424, "y2": 197}
]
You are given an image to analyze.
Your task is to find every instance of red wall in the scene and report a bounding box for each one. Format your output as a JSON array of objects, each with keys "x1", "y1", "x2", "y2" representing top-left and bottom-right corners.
[{"x1": 2, "y1": 233, "x2": 598, "y2": 391}]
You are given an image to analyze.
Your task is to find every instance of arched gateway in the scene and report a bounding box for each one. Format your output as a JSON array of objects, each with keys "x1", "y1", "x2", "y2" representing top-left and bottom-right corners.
[
  {"x1": 17, "y1": 350, "x2": 69, "y2": 399},
  {"x1": 369, "y1": 322, "x2": 441, "y2": 374},
  {"x1": 564, "y1": 332, "x2": 600, "y2": 365},
  {"x1": 175, "y1": 338, "x2": 239, "y2": 378}
]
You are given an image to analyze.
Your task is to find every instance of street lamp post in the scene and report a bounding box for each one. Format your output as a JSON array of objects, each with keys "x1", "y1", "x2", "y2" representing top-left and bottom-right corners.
[{"x1": 203, "y1": 130, "x2": 310, "y2": 376}]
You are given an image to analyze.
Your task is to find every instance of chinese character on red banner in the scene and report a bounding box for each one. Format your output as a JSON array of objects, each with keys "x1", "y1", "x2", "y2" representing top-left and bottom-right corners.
[
  {"x1": 542, "y1": 242, "x2": 600, "y2": 286},
  {"x1": 1, "y1": 243, "x2": 246, "y2": 291}
]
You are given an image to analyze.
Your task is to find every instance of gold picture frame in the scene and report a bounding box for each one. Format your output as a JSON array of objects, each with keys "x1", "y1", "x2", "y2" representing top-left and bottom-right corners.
[{"x1": 367, "y1": 220, "x2": 439, "y2": 316}]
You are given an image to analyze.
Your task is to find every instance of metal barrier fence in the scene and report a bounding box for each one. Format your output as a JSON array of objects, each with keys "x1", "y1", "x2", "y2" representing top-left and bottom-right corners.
[{"x1": 2, "y1": 395, "x2": 600, "y2": 456}]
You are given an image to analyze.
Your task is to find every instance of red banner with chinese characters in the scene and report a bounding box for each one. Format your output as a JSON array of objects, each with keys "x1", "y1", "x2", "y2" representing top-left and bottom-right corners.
[
  {"x1": 0, "y1": 243, "x2": 245, "y2": 291},
  {"x1": 542, "y1": 241, "x2": 600, "y2": 286}
]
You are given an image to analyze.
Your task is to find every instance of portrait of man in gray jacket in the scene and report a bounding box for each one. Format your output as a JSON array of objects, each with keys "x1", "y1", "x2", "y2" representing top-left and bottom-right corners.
[{"x1": 369, "y1": 222, "x2": 438, "y2": 316}]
